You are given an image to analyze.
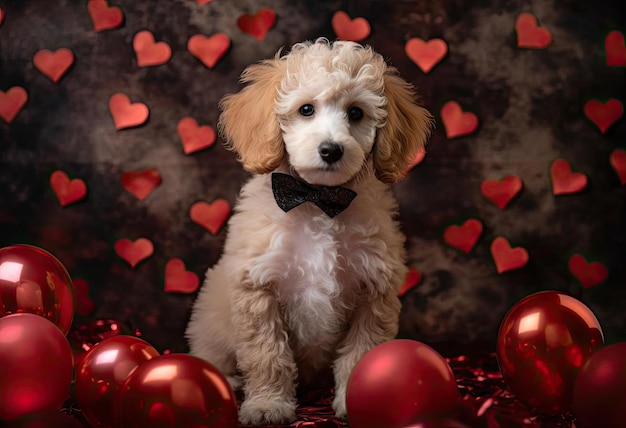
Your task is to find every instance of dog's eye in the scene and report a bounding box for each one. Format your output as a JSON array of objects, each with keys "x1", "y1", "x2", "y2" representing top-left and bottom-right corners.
[
  {"x1": 299, "y1": 104, "x2": 315, "y2": 117},
  {"x1": 348, "y1": 106, "x2": 363, "y2": 121}
]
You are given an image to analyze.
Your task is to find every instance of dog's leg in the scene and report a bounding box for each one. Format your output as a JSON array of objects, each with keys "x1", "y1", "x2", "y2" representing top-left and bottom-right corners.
[
  {"x1": 331, "y1": 289, "x2": 401, "y2": 419},
  {"x1": 234, "y1": 280, "x2": 298, "y2": 425}
]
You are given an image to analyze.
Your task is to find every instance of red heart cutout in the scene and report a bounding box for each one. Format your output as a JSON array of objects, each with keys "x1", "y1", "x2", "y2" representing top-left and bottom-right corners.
[
  {"x1": 114, "y1": 238, "x2": 154, "y2": 268},
  {"x1": 550, "y1": 159, "x2": 587, "y2": 195},
  {"x1": 405, "y1": 38, "x2": 448, "y2": 73},
  {"x1": 237, "y1": 8, "x2": 276, "y2": 41},
  {"x1": 164, "y1": 258, "x2": 199, "y2": 293},
  {"x1": 0, "y1": 86, "x2": 28, "y2": 123},
  {"x1": 568, "y1": 254, "x2": 609, "y2": 288},
  {"x1": 133, "y1": 31, "x2": 171, "y2": 67},
  {"x1": 109, "y1": 93, "x2": 149, "y2": 130},
  {"x1": 33, "y1": 48, "x2": 75, "y2": 83},
  {"x1": 177, "y1": 117, "x2": 216, "y2": 154},
  {"x1": 605, "y1": 30, "x2": 626, "y2": 67},
  {"x1": 190, "y1": 199, "x2": 231, "y2": 235},
  {"x1": 196, "y1": 0, "x2": 213, "y2": 4},
  {"x1": 398, "y1": 267, "x2": 422, "y2": 297},
  {"x1": 480, "y1": 175, "x2": 523, "y2": 209},
  {"x1": 331, "y1": 11, "x2": 371, "y2": 42},
  {"x1": 610, "y1": 148, "x2": 626, "y2": 186},
  {"x1": 0, "y1": 7, "x2": 4, "y2": 27},
  {"x1": 440, "y1": 101, "x2": 479, "y2": 139},
  {"x1": 443, "y1": 219, "x2": 483, "y2": 254},
  {"x1": 187, "y1": 33, "x2": 230, "y2": 69},
  {"x1": 583, "y1": 99, "x2": 623, "y2": 134},
  {"x1": 120, "y1": 169, "x2": 162, "y2": 200},
  {"x1": 87, "y1": 0, "x2": 124, "y2": 32},
  {"x1": 73, "y1": 278, "x2": 95, "y2": 316},
  {"x1": 490, "y1": 237, "x2": 529, "y2": 274},
  {"x1": 404, "y1": 150, "x2": 427, "y2": 174},
  {"x1": 515, "y1": 13, "x2": 552, "y2": 49},
  {"x1": 50, "y1": 170, "x2": 87, "y2": 207}
]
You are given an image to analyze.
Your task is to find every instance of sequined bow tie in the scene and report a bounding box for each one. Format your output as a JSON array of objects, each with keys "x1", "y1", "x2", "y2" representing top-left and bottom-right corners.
[{"x1": 271, "y1": 172, "x2": 357, "y2": 218}]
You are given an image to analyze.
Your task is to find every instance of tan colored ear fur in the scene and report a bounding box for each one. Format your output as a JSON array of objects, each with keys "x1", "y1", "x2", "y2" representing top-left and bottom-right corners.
[
  {"x1": 218, "y1": 60, "x2": 286, "y2": 174},
  {"x1": 374, "y1": 68, "x2": 434, "y2": 184}
]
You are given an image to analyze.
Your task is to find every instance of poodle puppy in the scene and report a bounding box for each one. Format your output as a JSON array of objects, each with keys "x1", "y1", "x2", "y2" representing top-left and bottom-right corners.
[{"x1": 186, "y1": 38, "x2": 433, "y2": 425}]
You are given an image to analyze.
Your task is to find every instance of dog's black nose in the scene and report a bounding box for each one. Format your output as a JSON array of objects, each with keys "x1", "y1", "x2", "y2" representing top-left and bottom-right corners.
[{"x1": 318, "y1": 141, "x2": 344, "y2": 164}]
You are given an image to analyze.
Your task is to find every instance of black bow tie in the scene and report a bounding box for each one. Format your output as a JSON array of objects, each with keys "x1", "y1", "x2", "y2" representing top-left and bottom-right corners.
[{"x1": 271, "y1": 173, "x2": 357, "y2": 218}]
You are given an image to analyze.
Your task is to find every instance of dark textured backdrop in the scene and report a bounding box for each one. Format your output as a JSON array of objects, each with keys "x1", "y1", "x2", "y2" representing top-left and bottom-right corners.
[{"x1": 0, "y1": 0, "x2": 624, "y2": 355}]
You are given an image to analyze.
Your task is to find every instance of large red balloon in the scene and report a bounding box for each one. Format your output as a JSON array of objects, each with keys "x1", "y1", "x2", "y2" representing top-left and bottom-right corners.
[
  {"x1": 346, "y1": 339, "x2": 459, "y2": 428},
  {"x1": 74, "y1": 335, "x2": 160, "y2": 428},
  {"x1": 572, "y1": 342, "x2": 626, "y2": 428},
  {"x1": 496, "y1": 291, "x2": 604, "y2": 415},
  {"x1": 0, "y1": 313, "x2": 74, "y2": 420},
  {"x1": 0, "y1": 244, "x2": 74, "y2": 334},
  {"x1": 116, "y1": 354, "x2": 238, "y2": 428}
]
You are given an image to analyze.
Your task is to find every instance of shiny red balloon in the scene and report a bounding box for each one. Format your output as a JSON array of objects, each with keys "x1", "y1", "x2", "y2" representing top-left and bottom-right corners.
[
  {"x1": 572, "y1": 342, "x2": 626, "y2": 428},
  {"x1": 116, "y1": 353, "x2": 239, "y2": 428},
  {"x1": 0, "y1": 244, "x2": 74, "y2": 333},
  {"x1": 74, "y1": 335, "x2": 160, "y2": 428},
  {"x1": 346, "y1": 339, "x2": 460, "y2": 428},
  {"x1": 0, "y1": 313, "x2": 74, "y2": 420},
  {"x1": 404, "y1": 418, "x2": 470, "y2": 428},
  {"x1": 496, "y1": 291, "x2": 604, "y2": 415}
]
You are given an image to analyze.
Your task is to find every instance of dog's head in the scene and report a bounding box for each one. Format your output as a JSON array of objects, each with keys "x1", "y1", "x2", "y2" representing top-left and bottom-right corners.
[{"x1": 219, "y1": 39, "x2": 434, "y2": 186}]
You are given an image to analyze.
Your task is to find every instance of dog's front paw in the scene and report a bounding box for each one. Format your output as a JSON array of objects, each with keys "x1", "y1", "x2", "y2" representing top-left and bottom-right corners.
[
  {"x1": 332, "y1": 392, "x2": 347, "y2": 420},
  {"x1": 239, "y1": 397, "x2": 297, "y2": 425}
]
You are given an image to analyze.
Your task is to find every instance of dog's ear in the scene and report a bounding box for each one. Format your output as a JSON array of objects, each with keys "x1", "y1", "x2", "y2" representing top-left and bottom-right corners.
[
  {"x1": 218, "y1": 59, "x2": 286, "y2": 174},
  {"x1": 373, "y1": 68, "x2": 434, "y2": 184}
]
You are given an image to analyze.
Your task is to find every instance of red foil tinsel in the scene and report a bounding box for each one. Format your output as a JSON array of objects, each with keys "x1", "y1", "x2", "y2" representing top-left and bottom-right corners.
[{"x1": 62, "y1": 320, "x2": 579, "y2": 428}]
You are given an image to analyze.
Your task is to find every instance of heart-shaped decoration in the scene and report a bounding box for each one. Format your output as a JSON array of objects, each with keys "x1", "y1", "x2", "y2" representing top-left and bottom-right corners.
[
  {"x1": 190, "y1": 199, "x2": 231, "y2": 235},
  {"x1": 50, "y1": 170, "x2": 87, "y2": 207},
  {"x1": 550, "y1": 159, "x2": 587, "y2": 195},
  {"x1": 515, "y1": 13, "x2": 552, "y2": 49},
  {"x1": 33, "y1": 48, "x2": 75, "y2": 83},
  {"x1": 0, "y1": 86, "x2": 28, "y2": 123},
  {"x1": 195, "y1": 0, "x2": 213, "y2": 4},
  {"x1": 404, "y1": 150, "x2": 427, "y2": 174},
  {"x1": 398, "y1": 267, "x2": 422, "y2": 297},
  {"x1": 109, "y1": 93, "x2": 149, "y2": 130},
  {"x1": 610, "y1": 148, "x2": 626, "y2": 186},
  {"x1": 331, "y1": 11, "x2": 371, "y2": 42},
  {"x1": 440, "y1": 101, "x2": 479, "y2": 139},
  {"x1": 237, "y1": 8, "x2": 276, "y2": 41},
  {"x1": 164, "y1": 258, "x2": 200, "y2": 293},
  {"x1": 605, "y1": 30, "x2": 626, "y2": 67},
  {"x1": 405, "y1": 38, "x2": 448, "y2": 73},
  {"x1": 87, "y1": 0, "x2": 124, "y2": 32},
  {"x1": 133, "y1": 31, "x2": 171, "y2": 67},
  {"x1": 480, "y1": 175, "x2": 523, "y2": 209},
  {"x1": 177, "y1": 117, "x2": 216, "y2": 154},
  {"x1": 443, "y1": 219, "x2": 483, "y2": 254},
  {"x1": 73, "y1": 278, "x2": 95, "y2": 316},
  {"x1": 120, "y1": 169, "x2": 162, "y2": 200},
  {"x1": 490, "y1": 237, "x2": 529, "y2": 274},
  {"x1": 583, "y1": 99, "x2": 623, "y2": 133},
  {"x1": 114, "y1": 238, "x2": 154, "y2": 268},
  {"x1": 0, "y1": 7, "x2": 4, "y2": 27},
  {"x1": 568, "y1": 254, "x2": 609, "y2": 288},
  {"x1": 187, "y1": 33, "x2": 230, "y2": 69}
]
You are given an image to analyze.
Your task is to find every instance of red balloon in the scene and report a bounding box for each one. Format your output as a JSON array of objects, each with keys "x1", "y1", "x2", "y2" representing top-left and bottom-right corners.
[
  {"x1": 116, "y1": 354, "x2": 238, "y2": 428},
  {"x1": 572, "y1": 342, "x2": 626, "y2": 428},
  {"x1": 496, "y1": 291, "x2": 604, "y2": 415},
  {"x1": 404, "y1": 418, "x2": 469, "y2": 428},
  {"x1": 0, "y1": 244, "x2": 74, "y2": 334},
  {"x1": 346, "y1": 339, "x2": 459, "y2": 428},
  {"x1": 4, "y1": 411, "x2": 84, "y2": 428},
  {"x1": 74, "y1": 335, "x2": 160, "y2": 428},
  {"x1": 0, "y1": 313, "x2": 74, "y2": 420}
]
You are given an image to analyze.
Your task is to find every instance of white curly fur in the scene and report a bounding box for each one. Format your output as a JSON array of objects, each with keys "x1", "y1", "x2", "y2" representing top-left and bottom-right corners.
[{"x1": 186, "y1": 39, "x2": 433, "y2": 425}]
